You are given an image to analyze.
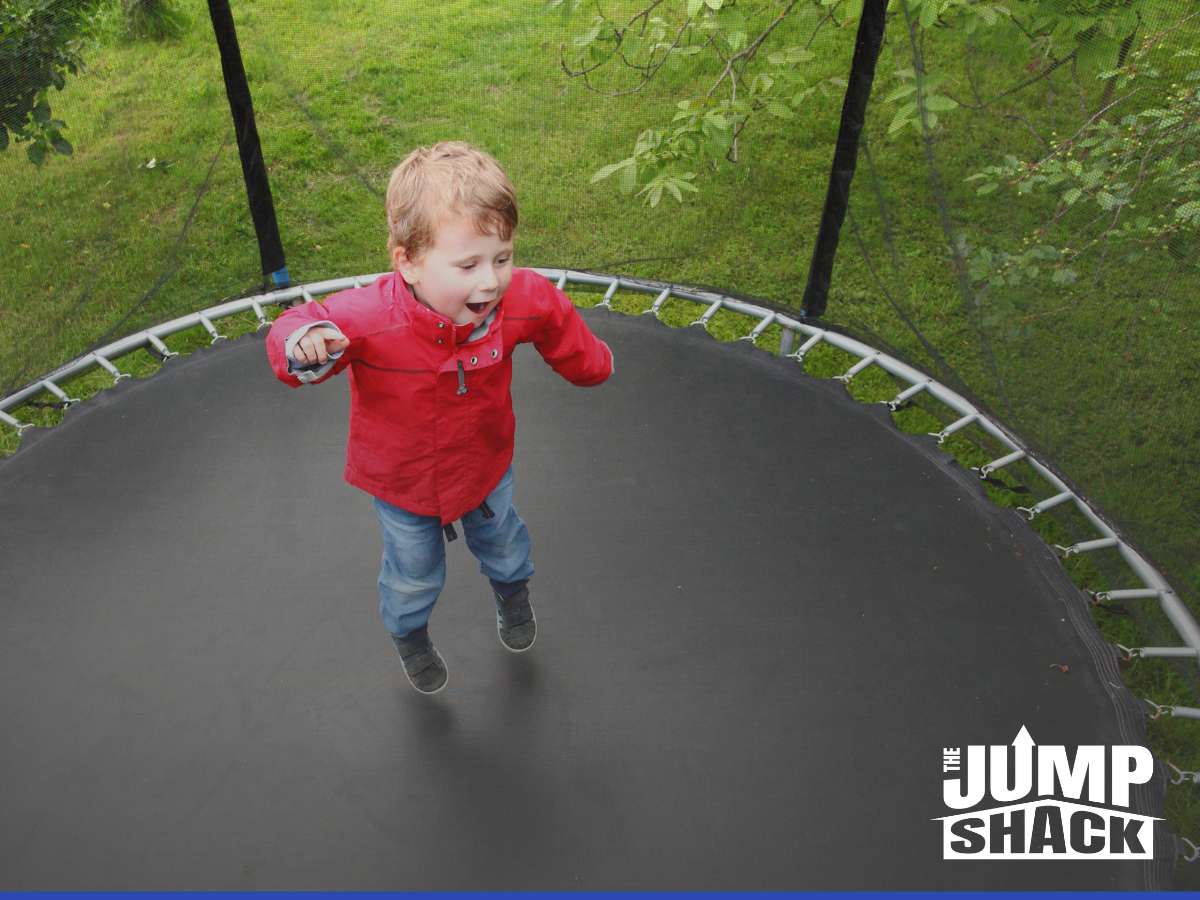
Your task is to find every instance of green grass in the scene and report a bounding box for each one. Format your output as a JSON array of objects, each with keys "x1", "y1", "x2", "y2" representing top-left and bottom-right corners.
[{"x1": 1, "y1": 0, "x2": 1198, "y2": 881}]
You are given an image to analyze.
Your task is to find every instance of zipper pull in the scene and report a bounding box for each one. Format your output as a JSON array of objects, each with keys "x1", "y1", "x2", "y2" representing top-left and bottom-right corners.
[{"x1": 457, "y1": 359, "x2": 467, "y2": 395}]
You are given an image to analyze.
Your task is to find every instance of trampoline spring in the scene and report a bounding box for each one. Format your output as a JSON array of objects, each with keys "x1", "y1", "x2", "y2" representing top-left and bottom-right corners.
[
  {"x1": 556, "y1": 271, "x2": 568, "y2": 291},
  {"x1": 969, "y1": 448, "x2": 1027, "y2": 480},
  {"x1": 1144, "y1": 698, "x2": 1174, "y2": 720},
  {"x1": 1094, "y1": 588, "x2": 1163, "y2": 603},
  {"x1": 689, "y1": 298, "x2": 724, "y2": 329},
  {"x1": 0, "y1": 409, "x2": 31, "y2": 434},
  {"x1": 787, "y1": 331, "x2": 823, "y2": 363},
  {"x1": 1166, "y1": 760, "x2": 1200, "y2": 787},
  {"x1": 1181, "y1": 836, "x2": 1200, "y2": 863},
  {"x1": 643, "y1": 287, "x2": 671, "y2": 318},
  {"x1": 92, "y1": 353, "x2": 131, "y2": 385},
  {"x1": 251, "y1": 300, "x2": 270, "y2": 330},
  {"x1": 930, "y1": 413, "x2": 977, "y2": 444},
  {"x1": 199, "y1": 315, "x2": 227, "y2": 345},
  {"x1": 39, "y1": 379, "x2": 80, "y2": 408},
  {"x1": 301, "y1": 287, "x2": 316, "y2": 304},
  {"x1": 976, "y1": 449, "x2": 1026, "y2": 478},
  {"x1": 1131, "y1": 645, "x2": 1198, "y2": 660},
  {"x1": 597, "y1": 279, "x2": 619, "y2": 310},
  {"x1": 1055, "y1": 537, "x2": 1120, "y2": 558},
  {"x1": 835, "y1": 353, "x2": 878, "y2": 384},
  {"x1": 887, "y1": 380, "x2": 929, "y2": 411},
  {"x1": 1017, "y1": 490, "x2": 1073, "y2": 521},
  {"x1": 739, "y1": 313, "x2": 777, "y2": 344},
  {"x1": 147, "y1": 334, "x2": 178, "y2": 361},
  {"x1": 1115, "y1": 643, "x2": 1141, "y2": 661}
]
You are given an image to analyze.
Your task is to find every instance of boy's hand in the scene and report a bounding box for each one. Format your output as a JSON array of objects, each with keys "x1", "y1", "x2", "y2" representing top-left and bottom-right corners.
[{"x1": 292, "y1": 327, "x2": 349, "y2": 365}]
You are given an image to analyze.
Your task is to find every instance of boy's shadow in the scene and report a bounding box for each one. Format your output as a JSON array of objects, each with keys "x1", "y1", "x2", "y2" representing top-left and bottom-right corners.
[{"x1": 384, "y1": 650, "x2": 584, "y2": 887}]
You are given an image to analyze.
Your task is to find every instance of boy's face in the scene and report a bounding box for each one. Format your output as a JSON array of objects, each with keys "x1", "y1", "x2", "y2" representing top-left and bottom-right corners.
[{"x1": 392, "y1": 214, "x2": 514, "y2": 326}]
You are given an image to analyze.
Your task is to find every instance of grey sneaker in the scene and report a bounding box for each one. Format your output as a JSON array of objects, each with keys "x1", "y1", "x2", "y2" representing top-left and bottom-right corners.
[
  {"x1": 390, "y1": 628, "x2": 448, "y2": 694},
  {"x1": 495, "y1": 585, "x2": 536, "y2": 652}
]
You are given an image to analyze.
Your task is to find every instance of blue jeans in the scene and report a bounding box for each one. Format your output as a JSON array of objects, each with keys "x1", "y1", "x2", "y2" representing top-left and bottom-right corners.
[{"x1": 372, "y1": 465, "x2": 535, "y2": 638}]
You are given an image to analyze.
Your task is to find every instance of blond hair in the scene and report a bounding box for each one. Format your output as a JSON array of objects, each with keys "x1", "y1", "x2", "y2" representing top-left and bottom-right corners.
[{"x1": 385, "y1": 141, "x2": 519, "y2": 262}]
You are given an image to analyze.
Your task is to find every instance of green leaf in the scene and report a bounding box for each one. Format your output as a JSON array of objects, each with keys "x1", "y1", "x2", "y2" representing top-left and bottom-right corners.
[
  {"x1": 1175, "y1": 200, "x2": 1200, "y2": 223},
  {"x1": 687, "y1": 0, "x2": 703, "y2": 16},
  {"x1": 1097, "y1": 191, "x2": 1117, "y2": 210},
  {"x1": 704, "y1": 0, "x2": 723, "y2": 9},
  {"x1": 1063, "y1": 187, "x2": 1082, "y2": 205},
  {"x1": 573, "y1": 19, "x2": 601, "y2": 46},
  {"x1": 976, "y1": 182, "x2": 998, "y2": 195},
  {"x1": 32, "y1": 101, "x2": 50, "y2": 125},
  {"x1": 666, "y1": 180, "x2": 683, "y2": 203},
  {"x1": 619, "y1": 160, "x2": 637, "y2": 195},
  {"x1": 924, "y1": 94, "x2": 958, "y2": 112},
  {"x1": 767, "y1": 102, "x2": 793, "y2": 120},
  {"x1": 51, "y1": 136, "x2": 72, "y2": 156},
  {"x1": 591, "y1": 159, "x2": 630, "y2": 183},
  {"x1": 27, "y1": 141, "x2": 46, "y2": 166},
  {"x1": 920, "y1": 0, "x2": 939, "y2": 29},
  {"x1": 888, "y1": 105, "x2": 914, "y2": 135},
  {"x1": 1051, "y1": 267, "x2": 1077, "y2": 285},
  {"x1": 883, "y1": 82, "x2": 917, "y2": 103}
]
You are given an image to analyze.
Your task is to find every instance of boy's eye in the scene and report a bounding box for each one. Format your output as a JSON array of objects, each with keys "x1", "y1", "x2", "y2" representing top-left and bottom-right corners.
[{"x1": 459, "y1": 257, "x2": 511, "y2": 270}]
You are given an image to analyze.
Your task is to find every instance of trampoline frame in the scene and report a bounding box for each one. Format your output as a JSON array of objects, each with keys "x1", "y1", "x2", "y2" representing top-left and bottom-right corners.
[{"x1": 1, "y1": 268, "x2": 1197, "y2": 701}]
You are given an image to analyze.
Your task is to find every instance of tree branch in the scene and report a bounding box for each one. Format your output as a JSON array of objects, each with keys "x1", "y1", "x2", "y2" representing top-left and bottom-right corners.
[{"x1": 706, "y1": 0, "x2": 804, "y2": 100}]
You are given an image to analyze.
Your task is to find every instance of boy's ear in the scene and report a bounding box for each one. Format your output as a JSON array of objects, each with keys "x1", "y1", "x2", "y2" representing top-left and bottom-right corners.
[{"x1": 391, "y1": 245, "x2": 417, "y2": 281}]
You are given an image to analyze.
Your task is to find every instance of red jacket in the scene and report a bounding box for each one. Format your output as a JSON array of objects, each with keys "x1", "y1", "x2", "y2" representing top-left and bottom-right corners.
[{"x1": 265, "y1": 269, "x2": 614, "y2": 524}]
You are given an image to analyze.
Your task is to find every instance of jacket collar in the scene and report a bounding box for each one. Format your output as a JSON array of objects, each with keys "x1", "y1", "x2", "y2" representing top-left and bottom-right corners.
[{"x1": 389, "y1": 272, "x2": 500, "y2": 348}]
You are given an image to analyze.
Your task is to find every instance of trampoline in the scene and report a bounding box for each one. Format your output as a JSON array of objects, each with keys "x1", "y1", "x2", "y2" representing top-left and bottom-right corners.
[{"x1": 0, "y1": 275, "x2": 1175, "y2": 889}]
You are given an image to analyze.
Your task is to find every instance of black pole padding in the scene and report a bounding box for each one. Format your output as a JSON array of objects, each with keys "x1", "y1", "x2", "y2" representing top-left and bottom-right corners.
[
  {"x1": 800, "y1": 0, "x2": 888, "y2": 319},
  {"x1": 207, "y1": 0, "x2": 289, "y2": 288}
]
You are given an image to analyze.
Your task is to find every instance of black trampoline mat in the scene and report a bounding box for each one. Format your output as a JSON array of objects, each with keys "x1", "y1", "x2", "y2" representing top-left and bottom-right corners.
[{"x1": 0, "y1": 307, "x2": 1171, "y2": 889}]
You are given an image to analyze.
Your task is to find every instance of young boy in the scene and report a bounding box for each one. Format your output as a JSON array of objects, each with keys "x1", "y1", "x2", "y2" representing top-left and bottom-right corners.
[{"x1": 265, "y1": 141, "x2": 614, "y2": 694}]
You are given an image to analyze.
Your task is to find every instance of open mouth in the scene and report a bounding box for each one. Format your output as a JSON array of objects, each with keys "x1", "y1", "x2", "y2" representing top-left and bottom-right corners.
[{"x1": 466, "y1": 302, "x2": 489, "y2": 314}]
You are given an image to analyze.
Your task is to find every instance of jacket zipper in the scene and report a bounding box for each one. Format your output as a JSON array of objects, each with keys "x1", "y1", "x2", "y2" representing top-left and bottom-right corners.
[{"x1": 457, "y1": 359, "x2": 467, "y2": 395}]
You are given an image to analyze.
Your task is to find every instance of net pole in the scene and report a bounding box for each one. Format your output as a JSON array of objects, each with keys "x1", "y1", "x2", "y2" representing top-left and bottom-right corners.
[
  {"x1": 207, "y1": 0, "x2": 289, "y2": 287},
  {"x1": 800, "y1": 0, "x2": 888, "y2": 318}
]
